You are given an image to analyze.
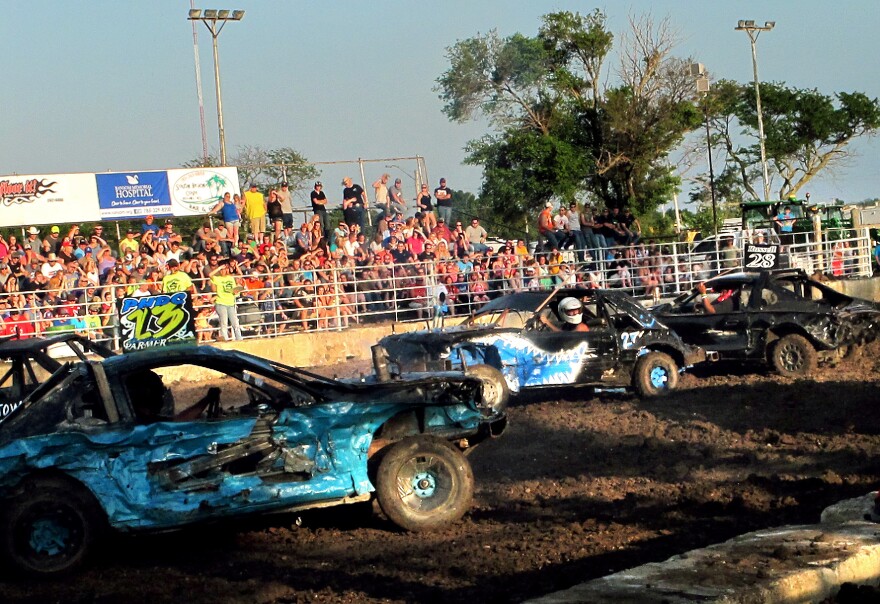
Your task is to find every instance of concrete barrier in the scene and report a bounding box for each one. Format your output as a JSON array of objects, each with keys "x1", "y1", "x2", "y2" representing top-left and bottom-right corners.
[{"x1": 526, "y1": 494, "x2": 880, "y2": 603}]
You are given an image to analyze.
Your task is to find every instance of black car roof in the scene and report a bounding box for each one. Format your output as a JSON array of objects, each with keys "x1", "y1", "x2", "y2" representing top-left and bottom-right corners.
[{"x1": 0, "y1": 334, "x2": 114, "y2": 360}]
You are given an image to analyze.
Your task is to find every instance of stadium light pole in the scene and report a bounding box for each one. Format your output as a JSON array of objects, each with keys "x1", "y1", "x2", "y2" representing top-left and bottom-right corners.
[
  {"x1": 735, "y1": 19, "x2": 775, "y2": 201},
  {"x1": 187, "y1": 9, "x2": 245, "y2": 166},
  {"x1": 691, "y1": 63, "x2": 717, "y2": 235}
]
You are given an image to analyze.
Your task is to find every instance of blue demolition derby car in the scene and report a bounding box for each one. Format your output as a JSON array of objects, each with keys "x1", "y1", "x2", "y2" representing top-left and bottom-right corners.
[
  {"x1": 0, "y1": 346, "x2": 507, "y2": 576},
  {"x1": 380, "y1": 288, "x2": 707, "y2": 398}
]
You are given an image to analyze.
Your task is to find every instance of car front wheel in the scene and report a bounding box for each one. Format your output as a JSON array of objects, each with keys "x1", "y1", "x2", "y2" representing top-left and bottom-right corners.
[
  {"x1": 632, "y1": 351, "x2": 679, "y2": 397},
  {"x1": 0, "y1": 476, "x2": 104, "y2": 577},
  {"x1": 376, "y1": 437, "x2": 474, "y2": 532},
  {"x1": 770, "y1": 334, "x2": 818, "y2": 377}
]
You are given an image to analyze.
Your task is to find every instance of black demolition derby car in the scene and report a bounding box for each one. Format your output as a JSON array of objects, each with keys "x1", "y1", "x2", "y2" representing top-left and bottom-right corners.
[
  {"x1": 0, "y1": 334, "x2": 115, "y2": 422},
  {"x1": 651, "y1": 269, "x2": 880, "y2": 376},
  {"x1": 379, "y1": 288, "x2": 708, "y2": 398},
  {"x1": 0, "y1": 345, "x2": 507, "y2": 576}
]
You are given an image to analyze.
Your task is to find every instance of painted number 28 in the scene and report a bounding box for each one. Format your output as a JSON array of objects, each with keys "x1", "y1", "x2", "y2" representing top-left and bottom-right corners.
[{"x1": 745, "y1": 253, "x2": 775, "y2": 269}]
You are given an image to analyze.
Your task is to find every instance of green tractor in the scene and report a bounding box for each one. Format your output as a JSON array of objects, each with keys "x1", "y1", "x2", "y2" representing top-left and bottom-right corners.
[{"x1": 739, "y1": 198, "x2": 852, "y2": 243}]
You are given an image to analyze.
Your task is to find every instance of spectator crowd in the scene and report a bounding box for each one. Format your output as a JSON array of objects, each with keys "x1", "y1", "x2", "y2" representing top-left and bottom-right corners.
[{"x1": 0, "y1": 174, "x2": 858, "y2": 345}]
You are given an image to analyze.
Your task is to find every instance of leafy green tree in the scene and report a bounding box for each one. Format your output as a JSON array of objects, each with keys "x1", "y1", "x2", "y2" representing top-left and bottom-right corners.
[
  {"x1": 708, "y1": 80, "x2": 880, "y2": 200},
  {"x1": 184, "y1": 145, "x2": 319, "y2": 194},
  {"x1": 437, "y1": 11, "x2": 701, "y2": 224}
]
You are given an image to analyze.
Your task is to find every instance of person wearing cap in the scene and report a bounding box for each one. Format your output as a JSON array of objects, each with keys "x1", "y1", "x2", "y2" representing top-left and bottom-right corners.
[
  {"x1": 57, "y1": 238, "x2": 77, "y2": 264},
  {"x1": 434, "y1": 178, "x2": 453, "y2": 225},
  {"x1": 277, "y1": 181, "x2": 294, "y2": 230},
  {"x1": 341, "y1": 177, "x2": 367, "y2": 232},
  {"x1": 389, "y1": 177, "x2": 408, "y2": 217},
  {"x1": 43, "y1": 226, "x2": 62, "y2": 255},
  {"x1": 243, "y1": 183, "x2": 267, "y2": 236},
  {"x1": 209, "y1": 258, "x2": 244, "y2": 341},
  {"x1": 538, "y1": 201, "x2": 560, "y2": 250},
  {"x1": 141, "y1": 214, "x2": 160, "y2": 236},
  {"x1": 161, "y1": 258, "x2": 195, "y2": 295},
  {"x1": 432, "y1": 217, "x2": 453, "y2": 243},
  {"x1": 119, "y1": 228, "x2": 140, "y2": 257},
  {"x1": 211, "y1": 191, "x2": 242, "y2": 245},
  {"x1": 309, "y1": 181, "x2": 330, "y2": 238}
]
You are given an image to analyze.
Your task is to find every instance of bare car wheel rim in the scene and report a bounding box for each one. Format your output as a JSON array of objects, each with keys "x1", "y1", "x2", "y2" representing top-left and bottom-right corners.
[
  {"x1": 779, "y1": 343, "x2": 804, "y2": 371},
  {"x1": 649, "y1": 365, "x2": 669, "y2": 389},
  {"x1": 17, "y1": 503, "x2": 83, "y2": 564},
  {"x1": 396, "y1": 455, "x2": 452, "y2": 512}
]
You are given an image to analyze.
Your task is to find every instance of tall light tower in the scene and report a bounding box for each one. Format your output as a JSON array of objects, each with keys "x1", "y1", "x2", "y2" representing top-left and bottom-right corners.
[
  {"x1": 187, "y1": 9, "x2": 245, "y2": 166},
  {"x1": 735, "y1": 19, "x2": 775, "y2": 201}
]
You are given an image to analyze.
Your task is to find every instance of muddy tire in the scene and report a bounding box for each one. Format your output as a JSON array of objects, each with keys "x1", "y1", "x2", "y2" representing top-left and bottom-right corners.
[
  {"x1": 771, "y1": 334, "x2": 818, "y2": 377},
  {"x1": 0, "y1": 476, "x2": 104, "y2": 577},
  {"x1": 632, "y1": 352, "x2": 679, "y2": 397},
  {"x1": 376, "y1": 437, "x2": 474, "y2": 532},
  {"x1": 466, "y1": 364, "x2": 509, "y2": 416}
]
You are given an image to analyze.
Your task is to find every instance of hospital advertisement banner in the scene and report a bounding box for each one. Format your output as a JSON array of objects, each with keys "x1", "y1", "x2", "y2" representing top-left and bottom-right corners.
[
  {"x1": 0, "y1": 166, "x2": 242, "y2": 227},
  {"x1": 167, "y1": 166, "x2": 240, "y2": 217},
  {"x1": 0, "y1": 172, "x2": 101, "y2": 228},
  {"x1": 96, "y1": 171, "x2": 172, "y2": 219}
]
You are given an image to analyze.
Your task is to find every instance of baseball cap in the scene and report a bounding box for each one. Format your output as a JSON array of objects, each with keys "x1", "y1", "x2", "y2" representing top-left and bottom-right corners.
[
  {"x1": 315, "y1": 181, "x2": 322, "y2": 187},
  {"x1": 281, "y1": 181, "x2": 288, "y2": 186},
  {"x1": 545, "y1": 201, "x2": 553, "y2": 208},
  {"x1": 51, "y1": 226, "x2": 60, "y2": 234}
]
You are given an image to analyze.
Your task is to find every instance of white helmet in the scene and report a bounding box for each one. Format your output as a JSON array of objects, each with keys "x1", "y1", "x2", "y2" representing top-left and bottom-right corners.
[{"x1": 558, "y1": 297, "x2": 583, "y2": 325}]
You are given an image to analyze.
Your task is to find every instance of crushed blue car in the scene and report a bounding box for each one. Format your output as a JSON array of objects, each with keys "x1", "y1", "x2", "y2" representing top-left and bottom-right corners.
[
  {"x1": 380, "y1": 288, "x2": 708, "y2": 398},
  {"x1": 0, "y1": 345, "x2": 507, "y2": 576}
]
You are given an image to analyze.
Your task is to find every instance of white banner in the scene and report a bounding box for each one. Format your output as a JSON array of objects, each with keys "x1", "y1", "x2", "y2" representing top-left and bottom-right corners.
[
  {"x1": 167, "y1": 167, "x2": 241, "y2": 217},
  {"x1": 0, "y1": 173, "x2": 100, "y2": 228}
]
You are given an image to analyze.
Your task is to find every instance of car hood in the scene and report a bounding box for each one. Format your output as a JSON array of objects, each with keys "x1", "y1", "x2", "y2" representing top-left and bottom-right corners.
[{"x1": 380, "y1": 324, "x2": 517, "y2": 355}]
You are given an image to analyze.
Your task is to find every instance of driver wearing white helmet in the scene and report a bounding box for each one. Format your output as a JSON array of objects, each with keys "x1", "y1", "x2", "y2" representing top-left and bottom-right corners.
[{"x1": 540, "y1": 296, "x2": 590, "y2": 332}]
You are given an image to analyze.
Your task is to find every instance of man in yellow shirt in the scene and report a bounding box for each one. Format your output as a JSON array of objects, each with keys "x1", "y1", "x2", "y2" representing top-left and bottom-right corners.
[
  {"x1": 243, "y1": 183, "x2": 267, "y2": 236},
  {"x1": 118, "y1": 229, "x2": 140, "y2": 257},
  {"x1": 209, "y1": 259, "x2": 243, "y2": 340},
  {"x1": 161, "y1": 259, "x2": 195, "y2": 294}
]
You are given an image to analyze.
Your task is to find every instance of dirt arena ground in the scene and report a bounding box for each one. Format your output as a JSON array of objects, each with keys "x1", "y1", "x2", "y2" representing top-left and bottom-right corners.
[{"x1": 2, "y1": 343, "x2": 879, "y2": 604}]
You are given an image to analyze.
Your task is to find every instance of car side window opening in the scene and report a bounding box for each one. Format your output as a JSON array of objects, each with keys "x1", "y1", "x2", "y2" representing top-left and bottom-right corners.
[{"x1": 127, "y1": 370, "x2": 174, "y2": 424}]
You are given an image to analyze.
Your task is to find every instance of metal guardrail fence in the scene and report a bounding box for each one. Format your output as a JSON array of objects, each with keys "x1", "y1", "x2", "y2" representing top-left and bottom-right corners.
[{"x1": 0, "y1": 228, "x2": 873, "y2": 348}]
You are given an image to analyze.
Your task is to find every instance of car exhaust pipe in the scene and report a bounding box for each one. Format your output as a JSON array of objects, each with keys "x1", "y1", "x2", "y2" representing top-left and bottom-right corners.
[
  {"x1": 372, "y1": 345, "x2": 392, "y2": 382},
  {"x1": 706, "y1": 351, "x2": 720, "y2": 362}
]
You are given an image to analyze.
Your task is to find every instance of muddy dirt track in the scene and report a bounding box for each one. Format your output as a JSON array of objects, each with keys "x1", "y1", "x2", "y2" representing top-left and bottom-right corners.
[{"x1": 2, "y1": 343, "x2": 879, "y2": 604}]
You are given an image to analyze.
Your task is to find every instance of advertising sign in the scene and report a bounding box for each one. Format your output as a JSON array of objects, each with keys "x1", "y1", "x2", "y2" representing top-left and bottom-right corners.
[
  {"x1": 118, "y1": 293, "x2": 196, "y2": 352},
  {"x1": 0, "y1": 172, "x2": 100, "y2": 228},
  {"x1": 96, "y1": 171, "x2": 172, "y2": 219},
  {"x1": 743, "y1": 243, "x2": 780, "y2": 270},
  {"x1": 168, "y1": 167, "x2": 240, "y2": 216}
]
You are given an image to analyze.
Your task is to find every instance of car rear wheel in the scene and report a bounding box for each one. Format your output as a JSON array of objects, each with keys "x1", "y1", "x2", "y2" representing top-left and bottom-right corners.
[
  {"x1": 376, "y1": 437, "x2": 474, "y2": 532},
  {"x1": 632, "y1": 352, "x2": 679, "y2": 397},
  {"x1": 0, "y1": 476, "x2": 104, "y2": 577},
  {"x1": 770, "y1": 334, "x2": 817, "y2": 377}
]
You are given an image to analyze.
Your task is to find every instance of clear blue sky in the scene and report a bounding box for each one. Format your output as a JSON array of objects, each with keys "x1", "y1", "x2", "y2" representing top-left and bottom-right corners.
[{"x1": 2, "y1": 0, "x2": 878, "y2": 208}]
